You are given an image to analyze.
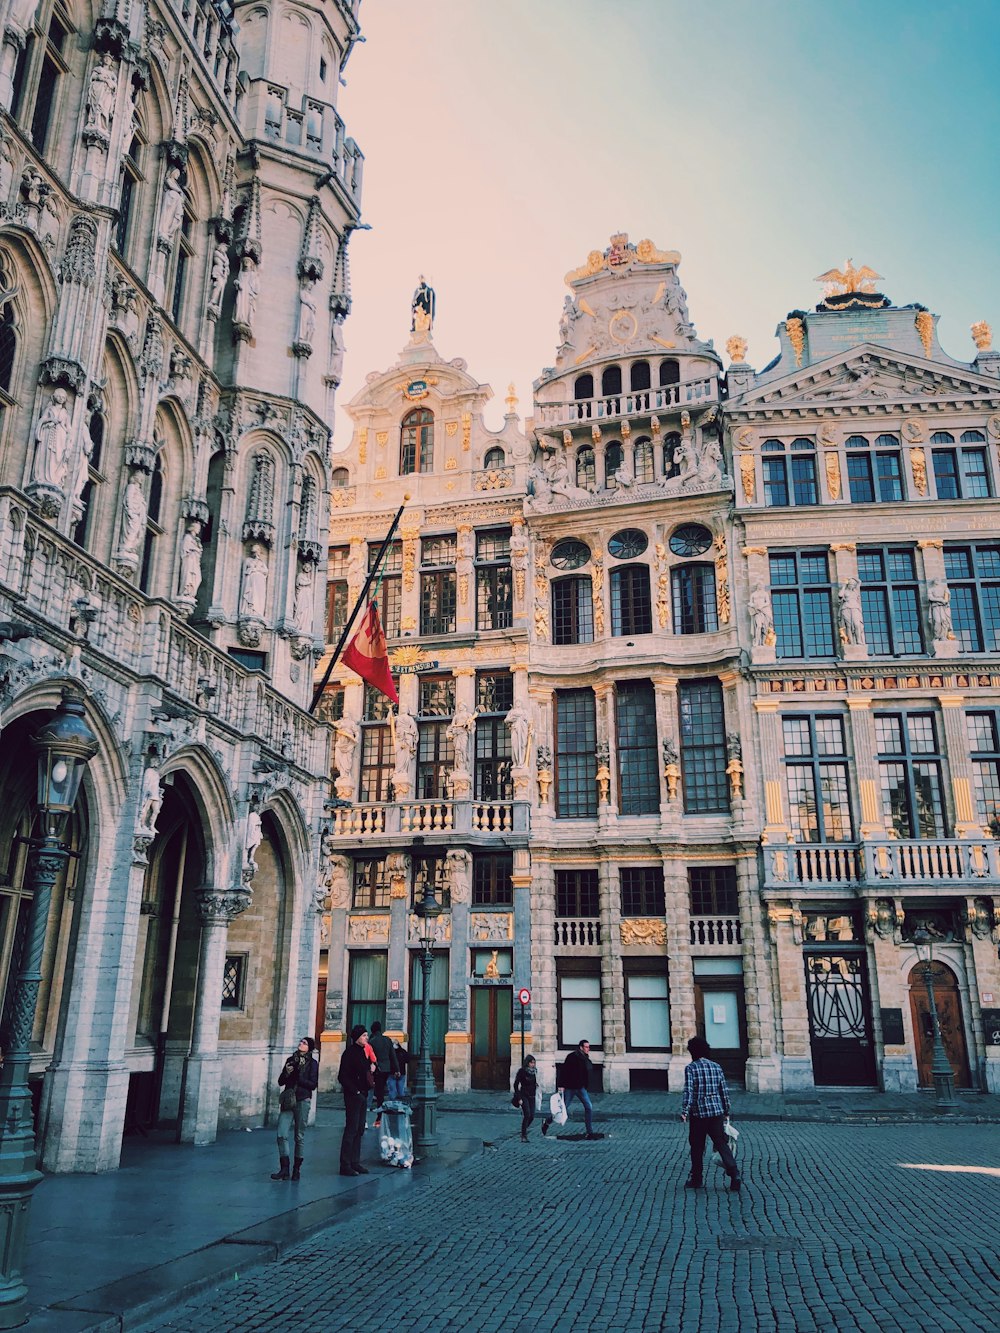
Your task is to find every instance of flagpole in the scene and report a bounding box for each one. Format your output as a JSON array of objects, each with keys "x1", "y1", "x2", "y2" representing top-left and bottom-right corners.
[{"x1": 309, "y1": 498, "x2": 408, "y2": 715}]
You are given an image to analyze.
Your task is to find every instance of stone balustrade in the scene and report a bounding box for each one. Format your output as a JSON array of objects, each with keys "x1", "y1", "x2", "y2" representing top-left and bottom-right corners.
[
  {"x1": 689, "y1": 916, "x2": 742, "y2": 947},
  {"x1": 762, "y1": 837, "x2": 1000, "y2": 889},
  {"x1": 553, "y1": 917, "x2": 602, "y2": 947},
  {"x1": 536, "y1": 378, "x2": 717, "y2": 429}
]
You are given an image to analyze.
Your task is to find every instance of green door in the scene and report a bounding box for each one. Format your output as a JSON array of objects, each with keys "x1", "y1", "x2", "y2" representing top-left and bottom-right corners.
[{"x1": 471, "y1": 987, "x2": 512, "y2": 1089}]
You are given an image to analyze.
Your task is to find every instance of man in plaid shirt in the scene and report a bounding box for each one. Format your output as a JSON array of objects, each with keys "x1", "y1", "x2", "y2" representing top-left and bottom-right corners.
[{"x1": 680, "y1": 1036, "x2": 741, "y2": 1192}]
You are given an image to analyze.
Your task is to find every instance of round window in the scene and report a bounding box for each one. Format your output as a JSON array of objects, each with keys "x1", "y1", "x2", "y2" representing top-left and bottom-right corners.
[
  {"x1": 607, "y1": 528, "x2": 648, "y2": 560},
  {"x1": 669, "y1": 524, "x2": 713, "y2": 557},
  {"x1": 550, "y1": 538, "x2": 591, "y2": 570}
]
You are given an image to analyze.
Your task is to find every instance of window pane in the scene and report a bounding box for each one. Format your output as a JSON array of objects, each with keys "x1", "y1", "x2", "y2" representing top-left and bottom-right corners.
[
  {"x1": 933, "y1": 450, "x2": 959, "y2": 499},
  {"x1": 876, "y1": 452, "x2": 904, "y2": 502},
  {"x1": 679, "y1": 680, "x2": 728, "y2": 813},
  {"x1": 552, "y1": 577, "x2": 594, "y2": 646},
  {"x1": 555, "y1": 690, "x2": 597, "y2": 817},
  {"x1": 610, "y1": 565, "x2": 652, "y2": 636},
  {"x1": 791, "y1": 456, "x2": 818, "y2": 505},
  {"x1": 763, "y1": 458, "x2": 788, "y2": 506},
  {"x1": 961, "y1": 449, "x2": 990, "y2": 498},
  {"x1": 628, "y1": 978, "x2": 670, "y2": 1049},
  {"x1": 616, "y1": 682, "x2": 659, "y2": 814}
]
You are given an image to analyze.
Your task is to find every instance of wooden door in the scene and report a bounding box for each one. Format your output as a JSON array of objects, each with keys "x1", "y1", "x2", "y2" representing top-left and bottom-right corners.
[
  {"x1": 908, "y1": 962, "x2": 971, "y2": 1089},
  {"x1": 471, "y1": 986, "x2": 512, "y2": 1089},
  {"x1": 694, "y1": 980, "x2": 748, "y2": 1082}
]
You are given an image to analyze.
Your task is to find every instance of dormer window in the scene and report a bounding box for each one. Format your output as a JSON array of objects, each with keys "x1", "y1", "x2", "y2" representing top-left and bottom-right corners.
[{"x1": 400, "y1": 407, "x2": 434, "y2": 475}]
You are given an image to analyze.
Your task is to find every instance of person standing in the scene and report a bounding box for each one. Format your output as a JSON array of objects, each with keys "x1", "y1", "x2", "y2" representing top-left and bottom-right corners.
[
  {"x1": 680, "y1": 1035, "x2": 740, "y2": 1192},
  {"x1": 270, "y1": 1037, "x2": 319, "y2": 1182},
  {"x1": 541, "y1": 1038, "x2": 598, "y2": 1139},
  {"x1": 369, "y1": 1021, "x2": 398, "y2": 1128},
  {"x1": 388, "y1": 1040, "x2": 410, "y2": 1100},
  {"x1": 512, "y1": 1055, "x2": 538, "y2": 1142},
  {"x1": 338, "y1": 1024, "x2": 372, "y2": 1177}
]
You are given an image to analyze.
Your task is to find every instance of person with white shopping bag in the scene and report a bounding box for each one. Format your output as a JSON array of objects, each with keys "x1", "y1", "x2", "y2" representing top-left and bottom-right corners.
[
  {"x1": 679, "y1": 1035, "x2": 741, "y2": 1193},
  {"x1": 541, "y1": 1038, "x2": 599, "y2": 1139}
]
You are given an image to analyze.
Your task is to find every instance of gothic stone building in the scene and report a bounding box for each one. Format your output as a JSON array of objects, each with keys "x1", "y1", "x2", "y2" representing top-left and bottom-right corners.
[
  {"x1": 0, "y1": 0, "x2": 364, "y2": 1170},
  {"x1": 322, "y1": 239, "x2": 1000, "y2": 1099}
]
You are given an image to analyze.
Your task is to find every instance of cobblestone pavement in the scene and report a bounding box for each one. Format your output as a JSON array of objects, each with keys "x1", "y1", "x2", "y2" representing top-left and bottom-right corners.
[{"x1": 145, "y1": 1118, "x2": 1000, "y2": 1333}]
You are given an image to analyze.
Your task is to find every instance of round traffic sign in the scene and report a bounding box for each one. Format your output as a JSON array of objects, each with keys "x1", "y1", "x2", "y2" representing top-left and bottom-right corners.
[{"x1": 518, "y1": 988, "x2": 531, "y2": 1006}]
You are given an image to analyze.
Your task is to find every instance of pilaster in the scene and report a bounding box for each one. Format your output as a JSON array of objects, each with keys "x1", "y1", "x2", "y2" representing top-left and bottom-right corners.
[{"x1": 664, "y1": 860, "x2": 694, "y2": 1090}]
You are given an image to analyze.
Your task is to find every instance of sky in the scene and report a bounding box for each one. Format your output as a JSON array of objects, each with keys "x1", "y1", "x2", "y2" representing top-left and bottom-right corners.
[{"x1": 334, "y1": 0, "x2": 1000, "y2": 443}]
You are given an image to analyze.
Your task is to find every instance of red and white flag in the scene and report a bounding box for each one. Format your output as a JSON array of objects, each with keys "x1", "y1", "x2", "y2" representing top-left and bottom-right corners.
[{"x1": 341, "y1": 602, "x2": 398, "y2": 705}]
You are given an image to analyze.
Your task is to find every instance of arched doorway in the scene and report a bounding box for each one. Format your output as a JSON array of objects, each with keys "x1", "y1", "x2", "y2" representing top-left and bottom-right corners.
[{"x1": 907, "y1": 961, "x2": 971, "y2": 1089}]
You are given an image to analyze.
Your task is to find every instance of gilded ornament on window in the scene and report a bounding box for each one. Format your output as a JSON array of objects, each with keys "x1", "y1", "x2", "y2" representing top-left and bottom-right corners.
[
  {"x1": 591, "y1": 553, "x2": 605, "y2": 636},
  {"x1": 739, "y1": 453, "x2": 756, "y2": 502},
  {"x1": 726, "y1": 335, "x2": 747, "y2": 364},
  {"x1": 785, "y1": 317, "x2": 805, "y2": 367},
  {"x1": 620, "y1": 918, "x2": 667, "y2": 947},
  {"x1": 909, "y1": 447, "x2": 927, "y2": 496},
  {"x1": 824, "y1": 450, "x2": 841, "y2": 501},
  {"x1": 358, "y1": 428, "x2": 367, "y2": 464},
  {"x1": 915, "y1": 309, "x2": 934, "y2": 357},
  {"x1": 972, "y1": 320, "x2": 993, "y2": 351}
]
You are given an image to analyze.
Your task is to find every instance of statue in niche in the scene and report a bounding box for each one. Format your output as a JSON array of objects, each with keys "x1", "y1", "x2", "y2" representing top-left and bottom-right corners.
[
  {"x1": 0, "y1": 134, "x2": 16, "y2": 205},
  {"x1": 927, "y1": 578, "x2": 955, "y2": 641},
  {"x1": 234, "y1": 256, "x2": 260, "y2": 327},
  {"x1": 118, "y1": 471, "x2": 147, "y2": 555},
  {"x1": 447, "y1": 700, "x2": 475, "y2": 773},
  {"x1": 446, "y1": 848, "x2": 472, "y2": 905},
  {"x1": 239, "y1": 542, "x2": 269, "y2": 619},
  {"x1": 31, "y1": 389, "x2": 72, "y2": 489},
  {"x1": 411, "y1": 275, "x2": 435, "y2": 332},
  {"x1": 328, "y1": 854, "x2": 350, "y2": 911},
  {"x1": 137, "y1": 759, "x2": 163, "y2": 832},
  {"x1": 157, "y1": 166, "x2": 185, "y2": 245},
  {"x1": 504, "y1": 702, "x2": 531, "y2": 769},
  {"x1": 838, "y1": 578, "x2": 865, "y2": 645},
  {"x1": 208, "y1": 243, "x2": 229, "y2": 316},
  {"x1": 749, "y1": 583, "x2": 775, "y2": 646},
  {"x1": 297, "y1": 275, "x2": 318, "y2": 344},
  {"x1": 178, "y1": 520, "x2": 203, "y2": 599},
  {"x1": 292, "y1": 562, "x2": 314, "y2": 632},
  {"x1": 333, "y1": 717, "x2": 359, "y2": 779},
  {"x1": 393, "y1": 709, "x2": 418, "y2": 775},
  {"x1": 85, "y1": 54, "x2": 117, "y2": 137},
  {"x1": 244, "y1": 808, "x2": 263, "y2": 870}
]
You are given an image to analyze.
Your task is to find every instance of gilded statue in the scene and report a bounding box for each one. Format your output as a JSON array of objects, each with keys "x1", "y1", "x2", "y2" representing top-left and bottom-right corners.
[{"x1": 815, "y1": 259, "x2": 883, "y2": 295}]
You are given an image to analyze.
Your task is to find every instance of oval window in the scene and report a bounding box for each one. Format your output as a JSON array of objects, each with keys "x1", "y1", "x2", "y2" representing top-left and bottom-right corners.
[
  {"x1": 607, "y1": 528, "x2": 648, "y2": 560},
  {"x1": 669, "y1": 524, "x2": 713, "y2": 557},
  {"x1": 550, "y1": 538, "x2": 591, "y2": 570}
]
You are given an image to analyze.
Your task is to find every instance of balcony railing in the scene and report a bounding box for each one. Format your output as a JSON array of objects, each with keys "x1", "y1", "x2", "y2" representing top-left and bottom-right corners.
[
  {"x1": 554, "y1": 918, "x2": 601, "y2": 947},
  {"x1": 763, "y1": 838, "x2": 1000, "y2": 889},
  {"x1": 536, "y1": 379, "x2": 717, "y2": 429},
  {"x1": 690, "y1": 916, "x2": 742, "y2": 947},
  {"x1": 329, "y1": 799, "x2": 521, "y2": 838}
]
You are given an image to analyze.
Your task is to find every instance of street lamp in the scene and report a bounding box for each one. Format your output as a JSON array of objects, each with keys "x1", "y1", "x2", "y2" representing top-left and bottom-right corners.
[
  {"x1": 0, "y1": 686, "x2": 97, "y2": 1328},
  {"x1": 411, "y1": 869, "x2": 442, "y2": 1158},
  {"x1": 912, "y1": 926, "x2": 958, "y2": 1113}
]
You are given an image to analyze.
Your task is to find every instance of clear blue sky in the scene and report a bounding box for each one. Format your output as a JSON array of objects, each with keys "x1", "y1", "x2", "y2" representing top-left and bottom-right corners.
[{"x1": 335, "y1": 0, "x2": 1000, "y2": 439}]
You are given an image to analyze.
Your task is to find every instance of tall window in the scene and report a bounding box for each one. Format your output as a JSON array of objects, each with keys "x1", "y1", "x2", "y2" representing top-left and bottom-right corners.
[
  {"x1": 556, "y1": 868, "x2": 599, "y2": 917},
  {"x1": 601, "y1": 364, "x2": 622, "y2": 398},
  {"x1": 475, "y1": 670, "x2": 512, "y2": 800},
  {"x1": 857, "y1": 547, "x2": 923, "y2": 656},
  {"x1": 875, "y1": 712, "x2": 946, "y2": 838},
  {"x1": 620, "y1": 866, "x2": 665, "y2": 916},
  {"x1": 475, "y1": 528, "x2": 512, "y2": 631},
  {"x1": 408, "y1": 951, "x2": 448, "y2": 1067},
  {"x1": 769, "y1": 550, "x2": 836, "y2": 659},
  {"x1": 370, "y1": 540, "x2": 402, "y2": 638},
  {"x1": 846, "y1": 434, "x2": 904, "y2": 503},
  {"x1": 115, "y1": 131, "x2": 144, "y2": 257},
  {"x1": 473, "y1": 851, "x2": 513, "y2": 906},
  {"x1": 944, "y1": 544, "x2": 1000, "y2": 652},
  {"x1": 689, "y1": 866, "x2": 738, "y2": 915},
  {"x1": 630, "y1": 361, "x2": 651, "y2": 392},
  {"x1": 659, "y1": 359, "x2": 680, "y2": 387},
  {"x1": 347, "y1": 951, "x2": 387, "y2": 1037},
  {"x1": 678, "y1": 678, "x2": 728, "y2": 813},
  {"x1": 352, "y1": 857, "x2": 390, "y2": 909},
  {"x1": 552, "y1": 576, "x2": 594, "y2": 645},
  {"x1": 557, "y1": 963, "x2": 602, "y2": 1049},
  {"x1": 671, "y1": 563, "x2": 717, "y2": 635},
  {"x1": 416, "y1": 675, "x2": 454, "y2": 800},
  {"x1": 400, "y1": 407, "x2": 434, "y2": 474},
  {"x1": 574, "y1": 373, "x2": 593, "y2": 401},
  {"x1": 170, "y1": 206, "x2": 193, "y2": 326},
  {"x1": 967, "y1": 711, "x2": 1000, "y2": 827},
  {"x1": 634, "y1": 436, "x2": 654, "y2": 484},
  {"x1": 555, "y1": 688, "x2": 597, "y2": 818},
  {"x1": 0, "y1": 287, "x2": 16, "y2": 395},
  {"x1": 420, "y1": 535, "x2": 456, "y2": 635},
  {"x1": 610, "y1": 565, "x2": 652, "y2": 636},
  {"x1": 615, "y1": 681, "x2": 659, "y2": 814},
  {"x1": 412, "y1": 852, "x2": 449, "y2": 909},
  {"x1": 782, "y1": 715, "x2": 853, "y2": 842},
  {"x1": 605, "y1": 441, "x2": 623, "y2": 488},
  {"x1": 359, "y1": 683, "x2": 393, "y2": 801},
  {"x1": 931, "y1": 431, "x2": 991, "y2": 499},
  {"x1": 139, "y1": 460, "x2": 162, "y2": 594},
  {"x1": 326, "y1": 546, "x2": 349, "y2": 640},
  {"x1": 29, "y1": 10, "x2": 71, "y2": 152},
  {"x1": 625, "y1": 962, "x2": 670, "y2": 1051},
  {"x1": 483, "y1": 446, "x2": 505, "y2": 470},
  {"x1": 71, "y1": 410, "x2": 104, "y2": 549},
  {"x1": 762, "y1": 438, "x2": 818, "y2": 507},
  {"x1": 663, "y1": 431, "x2": 681, "y2": 479},
  {"x1": 576, "y1": 445, "x2": 596, "y2": 491}
]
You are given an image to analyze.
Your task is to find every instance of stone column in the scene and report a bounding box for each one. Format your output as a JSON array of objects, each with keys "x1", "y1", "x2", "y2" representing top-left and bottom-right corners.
[
  {"x1": 753, "y1": 700, "x2": 789, "y2": 842},
  {"x1": 721, "y1": 669, "x2": 751, "y2": 831},
  {"x1": 531, "y1": 858, "x2": 557, "y2": 1090},
  {"x1": 455, "y1": 523, "x2": 474, "y2": 636},
  {"x1": 654, "y1": 674, "x2": 681, "y2": 833},
  {"x1": 664, "y1": 860, "x2": 695, "y2": 1091},
  {"x1": 178, "y1": 886, "x2": 250, "y2": 1145},
  {"x1": 845, "y1": 696, "x2": 885, "y2": 838},
  {"x1": 443, "y1": 849, "x2": 471, "y2": 1092},
  {"x1": 530, "y1": 685, "x2": 555, "y2": 834},
  {"x1": 862, "y1": 896, "x2": 915, "y2": 1092},
  {"x1": 736, "y1": 853, "x2": 781, "y2": 1091},
  {"x1": 594, "y1": 681, "x2": 614, "y2": 835},
  {"x1": 399, "y1": 520, "x2": 422, "y2": 634},
  {"x1": 918, "y1": 539, "x2": 955, "y2": 657},
  {"x1": 938, "y1": 693, "x2": 980, "y2": 836},
  {"x1": 511, "y1": 848, "x2": 533, "y2": 1082},
  {"x1": 766, "y1": 904, "x2": 814, "y2": 1091},
  {"x1": 966, "y1": 895, "x2": 1000, "y2": 1091},
  {"x1": 600, "y1": 859, "x2": 626, "y2": 1091}
]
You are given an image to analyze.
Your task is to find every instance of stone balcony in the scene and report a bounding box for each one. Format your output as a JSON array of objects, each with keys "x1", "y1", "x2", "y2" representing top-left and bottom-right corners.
[
  {"x1": 762, "y1": 838, "x2": 1000, "y2": 891},
  {"x1": 554, "y1": 917, "x2": 602, "y2": 947},
  {"x1": 0, "y1": 491, "x2": 325, "y2": 774},
  {"x1": 689, "y1": 916, "x2": 742, "y2": 948},
  {"x1": 329, "y1": 799, "x2": 525, "y2": 840},
  {"x1": 535, "y1": 378, "x2": 718, "y2": 430}
]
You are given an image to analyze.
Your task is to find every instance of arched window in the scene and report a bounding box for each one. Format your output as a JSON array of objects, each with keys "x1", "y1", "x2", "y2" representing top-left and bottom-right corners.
[
  {"x1": 484, "y1": 446, "x2": 505, "y2": 470},
  {"x1": 602, "y1": 364, "x2": 622, "y2": 397},
  {"x1": 663, "y1": 431, "x2": 681, "y2": 479},
  {"x1": 671, "y1": 563, "x2": 718, "y2": 634},
  {"x1": 605, "y1": 441, "x2": 623, "y2": 489},
  {"x1": 330, "y1": 467, "x2": 350, "y2": 488},
  {"x1": 576, "y1": 445, "x2": 596, "y2": 491},
  {"x1": 71, "y1": 410, "x2": 105, "y2": 549},
  {"x1": 400, "y1": 407, "x2": 434, "y2": 474},
  {"x1": 659, "y1": 359, "x2": 680, "y2": 387},
  {"x1": 170, "y1": 198, "x2": 194, "y2": 327},
  {"x1": 552, "y1": 575, "x2": 594, "y2": 645},
  {"x1": 23, "y1": 7, "x2": 72, "y2": 153},
  {"x1": 573, "y1": 373, "x2": 593, "y2": 401},
  {"x1": 634, "y1": 437, "x2": 654, "y2": 484},
  {"x1": 115, "y1": 99, "x2": 146, "y2": 259},
  {"x1": 139, "y1": 457, "x2": 163, "y2": 593},
  {"x1": 630, "y1": 361, "x2": 650, "y2": 392},
  {"x1": 0, "y1": 292, "x2": 17, "y2": 395}
]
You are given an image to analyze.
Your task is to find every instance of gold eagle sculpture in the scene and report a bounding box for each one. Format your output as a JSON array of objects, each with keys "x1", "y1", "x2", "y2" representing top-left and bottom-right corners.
[{"x1": 814, "y1": 259, "x2": 883, "y2": 295}]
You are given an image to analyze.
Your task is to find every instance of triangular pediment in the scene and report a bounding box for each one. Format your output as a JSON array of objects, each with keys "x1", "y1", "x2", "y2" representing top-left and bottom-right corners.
[{"x1": 739, "y1": 346, "x2": 1000, "y2": 413}]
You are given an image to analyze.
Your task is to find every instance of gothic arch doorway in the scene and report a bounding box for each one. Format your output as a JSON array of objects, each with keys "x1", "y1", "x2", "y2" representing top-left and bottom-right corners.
[{"x1": 907, "y1": 961, "x2": 971, "y2": 1090}]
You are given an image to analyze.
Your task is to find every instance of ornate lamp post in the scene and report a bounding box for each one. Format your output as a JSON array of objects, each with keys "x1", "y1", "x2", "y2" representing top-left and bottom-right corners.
[
  {"x1": 411, "y1": 870, "x2": 442, "y2": 1158},
  {"x1": 912, "y1": 926, "x2": 958, "y2": 1112},
  {"x1": 0, "y1": 686, "x2": 98, "y2": 1328}
]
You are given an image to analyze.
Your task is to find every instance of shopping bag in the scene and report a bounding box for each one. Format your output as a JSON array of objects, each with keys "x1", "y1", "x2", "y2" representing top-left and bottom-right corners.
[
  {"x1": 549, "y1": 1092, "x2": 568, "y2": 1125},
  {"x1": 535, "y1": 1089, "x2": 543, "y2": 1112},
  {"x1": 711, "y1": 1118, "x2": 739, "y2": 1167}
]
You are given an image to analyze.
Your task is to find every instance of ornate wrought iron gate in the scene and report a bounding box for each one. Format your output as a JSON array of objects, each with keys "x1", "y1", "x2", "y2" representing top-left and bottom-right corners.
[{"x1": 804, "y1": 952, "x2": 877, "y2": 1086}]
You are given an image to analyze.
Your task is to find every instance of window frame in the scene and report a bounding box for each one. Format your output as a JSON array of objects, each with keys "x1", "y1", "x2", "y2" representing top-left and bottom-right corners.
[
  {"x1": 671, "y1": 561, "x2": 718, "y2": 635},
  {"x1": 875, "y1": 711, "x2": 948, "y2": 839},
  {"x1": 610, "y1": 563, "x2": 652, "y2": 636},
  {"x1": 400, "y1": 407, "x2": 434, "y2": 475},
  {"x1": 615, "y1": 680, "x2": 660, "y2": 815},
  {"x1": 781, "y1": 714, "x2": 854, "y2": 843},
  {"x1": 769, "y1": 548, "x2": 836, "y2": 661},
  {"x1": 554, "y1": 688, "x2": 597, "y2": 819},
  {"x1": 856, "y1": 546, "x2": 923, "y2": 657},
  {"x1": 552, "y1": 575, "x2": 594, "y2": 646},
  {"x1": 678, "y1": 678, "x2": 729, "y2": 814}
]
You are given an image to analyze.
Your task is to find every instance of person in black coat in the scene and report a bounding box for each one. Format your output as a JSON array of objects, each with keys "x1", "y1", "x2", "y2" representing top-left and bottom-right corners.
[
  {"x1": 338, "y1": 1024, "x2": 372, "y2": 1176},
  {"x1": 542, "y1": 1038, "x2": 598, "y2": 1138},
  {"x1": 368, "y1": 1021, "x2": 398, "y2": 1126},
  {"x1": 512, "y1": 1055, "x2": 538, "y2": 1141},
  {"x1": 270, "y1": 1036, "x2": 319, "y2": 1181}
]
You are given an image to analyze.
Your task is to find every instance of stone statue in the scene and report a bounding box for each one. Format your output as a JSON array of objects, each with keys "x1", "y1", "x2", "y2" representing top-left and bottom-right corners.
[
  {"x1": 0, "y1": 134, "x2": 15, "y2": 206},
  {"x1": 410, "y1": 275, "x2": 435, "y2": 332},
  {"x1": 927, "y1": 578, "x2": 955, "y2": 641},
  {"x1": 178, "y1": 520, "x2": 203, "y2": 600},
  {"x1": 510, "y1": 528, "x2": 529, "y2": 571},
  {"x1": 504, "y1": 703, "x2": 531, "y2": 768},
  {"x1": 244, "y1": 809, "x2": 263, "y2": 869},
  {"x1": 527, "y1": 461, "x2": 553, "y2": 509},
  {"x1": 838, "y1": 578, "x2": 865, "y2": 645},
  {"x1": 85, "y1": 54, "x2": 117, "y2": 137},
  {"x1": 446, "y1": 848, "x2": 472, "y2": 905},
  {"x1": 70, "y1": 423, "x2": 93, "y2": 512},
  {"x1": 333, "y1": 717, "x2": 359, "y2": 778},
  {"x1": 447, "y1": 700, "x2": 475, "y2": 772},
  {"x1": 749, "y1": 583, "x2": 774, "y2": 646},
  {"x1": 239, "y1": 542, "x2": 269, "y2": 619},
  {"x1": 695, "y1": 433, "x2": 723, "y2": 485},
  {"x1": 328, "y1": 855, "x2": 350, "y2": 911},
  {"x1": 31, "y1": 389, "x2": 72, "y2": 489},
  {"x1": 208, "y1": 243, "x2": 229, "y2": 315},
  {"x1": 393, "y1": 708, "x2": 418, "y2": 774},
  {"x1": 234, "y1": 256, "x2": 259, "y2": 327},
  {"x1": 614, "y1": 445, "x2": 635, "y2": 488},
  {"x1": 328, "y1": 317, "x2": 345, "y2": 383},
  {"x1": 297, "y1": 276, "x2": 318, "y2": 344},
  {"x1": 292, "y1": 562, "x2": 314, "y2": 632},
  {"x1": 118, "y1": 472, "x2": 147, "y2": 555},
  {"x1": 137, "y1": 761, "x2": 163, "y2": 832},
  {"x1": 557, "y1": 295, "x2": 579, "y2": 346},
  {"x1": 157, "y1": 166, "x2": 185, "y2": 245}
]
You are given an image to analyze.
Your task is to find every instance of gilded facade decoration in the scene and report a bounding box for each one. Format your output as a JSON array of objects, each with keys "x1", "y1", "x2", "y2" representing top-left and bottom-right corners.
[
  {"x1": 739, "y1": 452, "x2": 756, "y2": 502},
  {"x1": 358, "y1": 428, "x2": 367, "y2": 463},
  {"x1": 726, "y1": 335, "x2": 748, "y2": 363},
  {"x1": 972, "y1": 320, "x2": 992, "y2": 351},
  {"x1": 714, "y1": 535, "x2": 730, "y2": 624},
  {"x1": 909, "y1": 447, "x2": 928, "y2": 495},
  {"x1": 461, "y1": 412, "x2": 471, "y2": 450},
  {"x1": 654, "y1": 542, "x2": 670, "y2": 628},
  {"x1": 348, "y1": 914, "x2": 390, "y2": 944},
  {"x1": 591, "y1": 553, "x2": 605, "y2": 635},
  {"x1": 620, "y1": 919, "x2": 667, "y2": 947},
  {"x1": 824, "y1": 450, "x2": 841, "y2": 501},
  {"x1": 785, "y1": 316, "x2": 805, "y2": 366},
  {"x1": 401, "y1": 525, "x2": 420, "y2": 590},
  {"x1": 470, "y1": 913, "x2": 513, "y2": 942},
  {"x1": 815, "y1": 260, "x2": 883, "y2": 295},
  {"x1": 915, "y1": 309, "x2": 934, "y2": 357}
]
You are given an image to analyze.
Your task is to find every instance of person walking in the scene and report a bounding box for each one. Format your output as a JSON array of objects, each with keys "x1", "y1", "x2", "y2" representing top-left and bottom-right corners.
[
  {"x1": 512, "y1": 1055, "x2": 538, "y2": 1141},
  {"x1": 388, "y1": 1040, "x2": 410, "y2": 1100},
  {"x1": 270, "y1": 1036, "x2": 319, "y2": 1181},
  {"x1": 680, "y1": 1035, "x2": 741, "y2": 1192},
  {"x1": 338, "y1": 1024, "x2": 372, "y2": 1177},
  {"x1": 369, "y1": 1021, "x2": 398, "y2": 1128},
  {"x1": 541, "y1": 1038, "x2": 598, "y2": 1139}
]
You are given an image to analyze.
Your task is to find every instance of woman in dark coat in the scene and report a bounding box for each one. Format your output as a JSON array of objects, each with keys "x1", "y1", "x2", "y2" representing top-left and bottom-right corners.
[{"x1": 512, "y1": 1055, "x2": 538, "y2": 1142}]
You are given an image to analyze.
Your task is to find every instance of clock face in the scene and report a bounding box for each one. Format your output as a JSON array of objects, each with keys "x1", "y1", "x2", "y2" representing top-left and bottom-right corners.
[
  {"x1": 669, "y1": 524, "x2": 713, "y2": 557},
  {"x1": 550, "y1": 539, "x2": 591, "y2": 570},
  {"x1": 608, "y1": 528, "x2": 648, "y2": 560}
]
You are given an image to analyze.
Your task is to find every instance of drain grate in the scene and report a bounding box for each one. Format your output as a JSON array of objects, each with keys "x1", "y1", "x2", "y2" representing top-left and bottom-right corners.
[{"x1": 718, "y1": 1236, "x2": 801, "y2": 1252}]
